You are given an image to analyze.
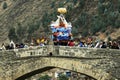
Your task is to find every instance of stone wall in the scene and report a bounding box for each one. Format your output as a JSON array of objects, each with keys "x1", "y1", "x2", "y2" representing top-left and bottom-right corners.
[
  {"x1": 0, "y1": 46, "x2": 120, "y2": 80},
  {"x1": 14, "y1": 46, "x2": 120, "y2": 59}
]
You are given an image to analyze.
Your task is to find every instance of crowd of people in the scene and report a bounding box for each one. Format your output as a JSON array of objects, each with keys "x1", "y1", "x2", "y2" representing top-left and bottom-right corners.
[
  {"x1": 0, "y1": 38, "x2": 49, "y2": 51},
  {"x1": 0, "y1": 37, "x2": 119, "y2": 51},
  {"x1": 0, "y1": 40, "x2": 28, "y2": 50},
  {"x1": 53, "y1": 37, "x2": 120, "y2": 49}
]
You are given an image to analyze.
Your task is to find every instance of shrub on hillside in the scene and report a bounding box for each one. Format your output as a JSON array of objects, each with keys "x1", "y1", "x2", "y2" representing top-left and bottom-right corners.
[
  {"x1": 74, "y1": 12, "x2": 88, "y2": 28},
  {"x1": 78, "y1": 0, "x2": 85, "y2": 8},
  {"x1": 8, "y1": 27, "x2": 18, "y2": 41},
  {"x1": 51, "y1": 1, "x2": 55, "y2": 8},
  {"x1": 97, "y1": 2, "x2": 105, "y2": 14},
  {"x1": 115, "y1": 18, "x2": 120, "y2": 28},
  {"x1": 90, "y1": 16, "x2": 106, "y2": 34},
  {"x1": 58, "y1": 74, "x2": 69, "y2": 80},
  {"x1": 72, "y1": 0, "x2": 78, "y2": 5},
  {"x1": 2, "y1": 2, "x2": 7, "y2": 9},
  {"x1": 17, "y1": 24, "x2": 25, "y2": 36},
  {"x1": 58, "y1": 2, "x2": 64, "y2": 7},
  {"x1": 99, "y1": 0, "x2": 105, "y2": 3},
  {"x1": 38, "y1": 75, "x2": 51, "y2": 80},
  {"x1": 82, "y1": 29, "x2": 89, "y2": 37}
]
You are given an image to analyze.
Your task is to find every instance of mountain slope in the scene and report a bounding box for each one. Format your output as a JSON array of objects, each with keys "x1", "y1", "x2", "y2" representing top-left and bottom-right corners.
[{"x1": 0, "y1": 0, "x2": 120, "y2": 44}]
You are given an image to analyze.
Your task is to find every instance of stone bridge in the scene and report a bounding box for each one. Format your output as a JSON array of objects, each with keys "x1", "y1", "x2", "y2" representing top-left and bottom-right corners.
[{"x1": 0, "y1": 46, "x2": 120, "y2": 80}]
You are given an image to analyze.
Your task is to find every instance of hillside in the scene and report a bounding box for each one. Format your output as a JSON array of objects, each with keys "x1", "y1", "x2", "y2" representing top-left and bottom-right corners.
[{"x1": 0, "y1": 0, "x2": 120, "y2": 44}]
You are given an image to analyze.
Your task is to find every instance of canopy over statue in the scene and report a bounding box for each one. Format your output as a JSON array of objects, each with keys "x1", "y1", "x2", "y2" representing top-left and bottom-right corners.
[{"x1": 50, "y1": 8, "x2": 73, "y2": 45}]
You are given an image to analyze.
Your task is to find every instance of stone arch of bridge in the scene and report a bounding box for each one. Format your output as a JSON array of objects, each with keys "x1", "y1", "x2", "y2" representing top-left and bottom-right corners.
[
  {"x1": 14, "y1": 57, "x2": 111, "y2": 80},
  {"x1": 15, "y1": 66, "x2": 55, "y2": 80},
  {"x1": 16, "y1": 66, "x2": 96, "y2": 80}
]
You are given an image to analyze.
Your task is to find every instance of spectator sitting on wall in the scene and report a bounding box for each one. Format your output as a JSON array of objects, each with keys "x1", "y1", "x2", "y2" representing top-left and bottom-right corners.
[
  {"x1": 111, "y1": 41, "x2": 119, "y2": 49},
  {"x1": 101, "y1": 42, "x2": 107, "y2": 48},
  {"x1": 19, "y1": 43, "x2": 24, "y2": 48},
  {"x1": 68, "y1": 40, "x2": 75, "y2": 46},
  {"x1": 40, "y1": 42, "x2": 45, "y2": 46},
  {"x1": 78, "y1": 41, "x2": 84, "y2": 47}
]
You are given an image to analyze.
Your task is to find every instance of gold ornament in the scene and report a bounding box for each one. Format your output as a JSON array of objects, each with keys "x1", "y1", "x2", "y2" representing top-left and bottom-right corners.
[{"x1": 57, "y1": 8, "x2": 67, "y2": 14}]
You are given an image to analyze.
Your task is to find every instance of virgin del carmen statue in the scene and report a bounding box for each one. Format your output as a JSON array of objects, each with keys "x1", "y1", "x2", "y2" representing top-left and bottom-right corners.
[{"x1": 50, "y1": 8, "x2": 73, "y2": 46}]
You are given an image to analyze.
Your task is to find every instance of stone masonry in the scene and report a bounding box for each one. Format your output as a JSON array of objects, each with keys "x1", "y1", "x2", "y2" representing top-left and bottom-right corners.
[{"x1": 0, "y1": 46, "x2": 120, "y2": 80}]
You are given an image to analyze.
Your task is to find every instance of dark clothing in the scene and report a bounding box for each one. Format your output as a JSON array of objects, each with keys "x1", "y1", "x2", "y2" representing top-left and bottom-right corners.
[
  {"x1": 111, "y1": 46, "x2": 119, "y2": 49},
  {"x1": 101, "y1": 44, "x2": 107, "y2": 48}
]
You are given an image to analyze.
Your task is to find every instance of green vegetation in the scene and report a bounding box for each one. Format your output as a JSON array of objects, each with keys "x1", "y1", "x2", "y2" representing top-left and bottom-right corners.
[
  {"x1": 8, "y1": 27, "x2": 18, "y2": 42},
  {"x1": 38, "y1": 75, "x2": 51, "y2": 80},
  {"x1": 99, "y1": 0, "x2": 105, "y2": 3},
  {"x1": 41, "y1": 12, "x2": 50, "y2": 27},
  {"x1": 2, "y1": 2, "x2": 7, "y2": 9},
  {"x1": 37, "y1": 74, "x2": 69, "y2": 80},
  {"x1": 82, "y1": 29, "x2": 89, "y2": 37},
  {"x1": 115, "y1": 15, "x2": 120, "y2": 28},
  {"x1": 97, "y1": 2, "x2": 105, "y2": 14},
  {"x1": 72, "y1": 0, "x2": 78, "y2": 5},
  {"x1": 58, "y1": 74, "x2": 69, "y2": 80},
  {"x1": 66, "y1": 5, "x2": 73, "y2": 21},
  {"x1": 16, "y1": 23, "x2": 26, "y2": 40},
  {"x1": 51, "y1": 1, "x2": 55, "y2": 8},
  {"x1": 78, "y1": 0, "x2": 85, "y2": 8},
  {"x1": 58, "y1": 2, "x2": 64, "y2": 7}
]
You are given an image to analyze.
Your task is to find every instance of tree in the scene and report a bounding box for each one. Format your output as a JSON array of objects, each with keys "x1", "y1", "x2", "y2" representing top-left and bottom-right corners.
[
  {"x1": 16, "y1": 23, "x2": 26, "y2": 41},
  {"x1": 51, "y1": 1, "x2": 55, "y2": 8},
  {"x1": 99, "y1": 0, "x2": 105, "y2": 3},
  {"x1": 97, "y1": 2, "x2": 105, "y2": 14},
  {"x1": 58, "y1": 2, "x2": 64, "y2": 7},
  {"x1": 90, "y1": 16, "x2": 106, "y2": 35},
  {"x1": 82, "y1": 29, "x2": 89, "y2": 37},
  {"x1": 8, "y1": 27, "x2": 18, "y2": 41},
  {"x1": 74, "y1": 12, "x2": 88, "y2": 28},
  {"x1": 78, "y1": 0, "x2": 85, "y2": 8},
  {"x1": 72, "y1": 0, "x2": 78, "y2": 5},
  {"x1": 58, "y1": 74, "x2": 69, "y2": 80},
  {"x1": 2, "y1": 2, "x2": 7, "y2": 9},
  {"x1": 38, "y1": 75, "x2": 51, "y2": 80}
]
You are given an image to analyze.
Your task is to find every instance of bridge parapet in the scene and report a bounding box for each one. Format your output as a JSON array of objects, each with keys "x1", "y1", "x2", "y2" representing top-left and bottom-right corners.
[
  {"x1": 13, "y1": 46, "x2": 120, "y2": 59},
  {"x1": 54, "y1": 46, "x2": 120, "y2": 58},
  {"x1": 15, "y1": 46, "x2": 48, "y2": 57}
]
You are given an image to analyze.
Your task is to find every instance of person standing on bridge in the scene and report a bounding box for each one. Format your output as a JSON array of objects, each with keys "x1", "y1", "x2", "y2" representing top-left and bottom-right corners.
[
  {"x1": 9, "y1": 40, "x2": 16, "y2": 49},
  {"x1": 0, "y1": 43, "x2": 6, "y2": 50}
]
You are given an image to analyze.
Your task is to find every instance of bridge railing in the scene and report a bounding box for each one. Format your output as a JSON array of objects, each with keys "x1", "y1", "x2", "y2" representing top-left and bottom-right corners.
[
  {"x1": 11, "y1": 45, "x2": 120, "y2": 59},
  {"x1": 54, "y1": 46, "x2": 120, "y2": 58},
  {"x1": 0, "y1": 45, "x2": 120, "y2": 59},
  {"x1": 14, "y1": 46, "x2": 48, "y2": 57}
]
